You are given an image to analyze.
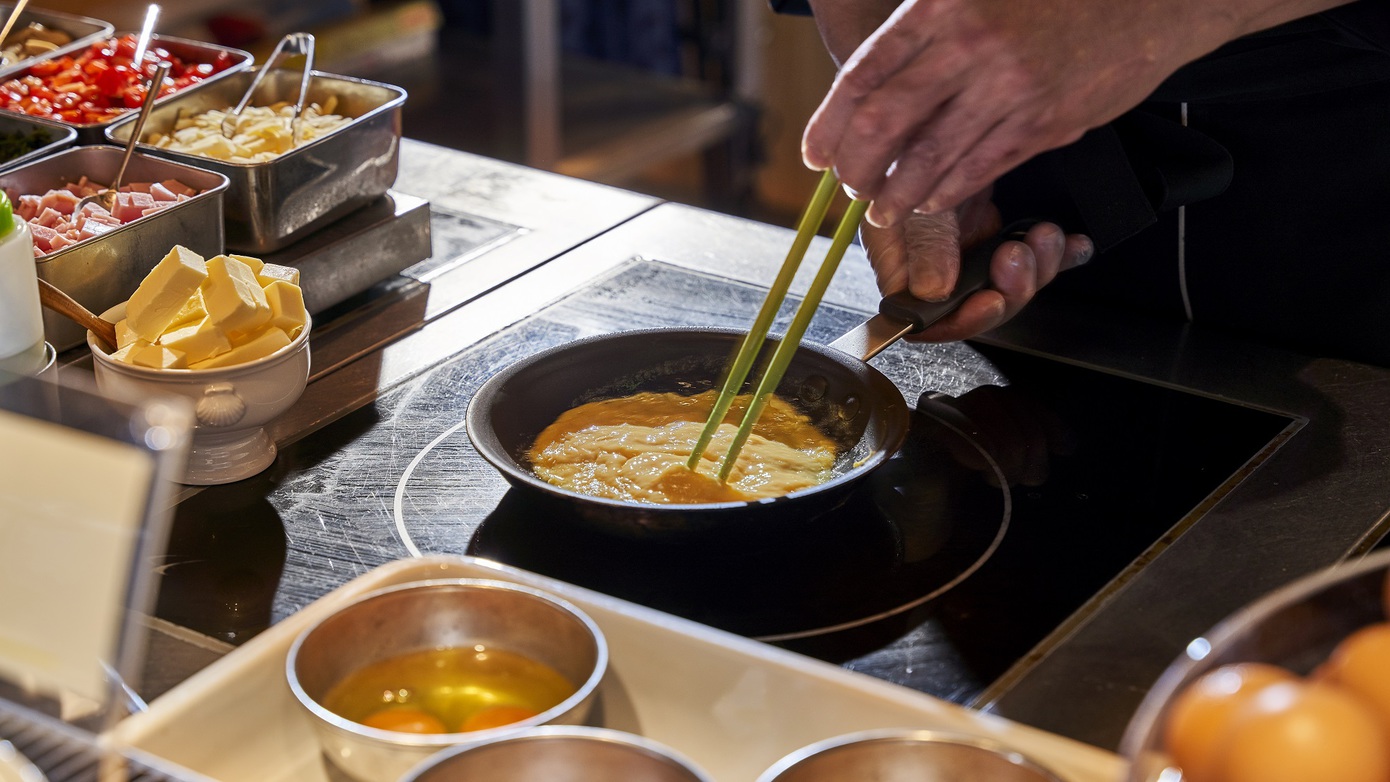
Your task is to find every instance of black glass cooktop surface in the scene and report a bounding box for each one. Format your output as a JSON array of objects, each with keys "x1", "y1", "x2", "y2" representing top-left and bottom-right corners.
[{"x1": 155, "y1": 259, "x2": 1297, "y2": 705}]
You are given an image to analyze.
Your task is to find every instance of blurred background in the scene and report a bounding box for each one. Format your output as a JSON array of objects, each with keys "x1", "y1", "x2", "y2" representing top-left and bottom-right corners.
[{"x1": 39, "y1": 0, "x2": 840, "y2": 227}]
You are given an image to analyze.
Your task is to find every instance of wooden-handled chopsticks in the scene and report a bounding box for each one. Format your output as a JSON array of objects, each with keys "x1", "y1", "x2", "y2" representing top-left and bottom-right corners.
[{"x1": 685, "y1": 170, "x2": 869, "y2": 480}]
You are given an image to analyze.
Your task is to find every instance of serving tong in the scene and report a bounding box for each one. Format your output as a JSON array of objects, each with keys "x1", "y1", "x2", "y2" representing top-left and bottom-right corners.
[
  {"x1": 688, "y1": 170, "x2": 869, "y2": 481},
  {"x1": 221, "y1": 32, "x2": 316, "y2": 144}
]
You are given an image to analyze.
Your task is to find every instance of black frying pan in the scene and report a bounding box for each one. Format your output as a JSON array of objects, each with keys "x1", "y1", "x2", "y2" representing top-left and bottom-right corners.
[
  {"x1": 464, "y1": 227, "x2": 1018, "y2": 539},
  {"x1": 465, "y1": 327, "x2": 911, "y2": 539}
]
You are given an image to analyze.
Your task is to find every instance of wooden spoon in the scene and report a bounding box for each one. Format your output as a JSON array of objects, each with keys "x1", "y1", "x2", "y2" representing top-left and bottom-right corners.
[{"x1": 37, "y1": 278, "x2": 117, "y2": 351}]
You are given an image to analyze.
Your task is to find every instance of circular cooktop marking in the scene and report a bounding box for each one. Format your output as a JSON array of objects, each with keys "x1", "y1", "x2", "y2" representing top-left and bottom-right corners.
[{"x1": 393, "y1": 417, "x2": 471, "y2": 558}]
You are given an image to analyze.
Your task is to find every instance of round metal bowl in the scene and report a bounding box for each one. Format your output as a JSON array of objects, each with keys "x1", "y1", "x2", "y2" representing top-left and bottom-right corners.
[
  {"x1": 400, "y1": 726, "x2": 713, "y2": 782},
  {"x1": 757, "y1": 729, "x2": 1065, "y2": 782},
  {"x1": 286, "y1": 579, "x2": 608, "y2": 782},
  {"x1": 465, "y1": 327, "x2": 911, "y2": 539}
]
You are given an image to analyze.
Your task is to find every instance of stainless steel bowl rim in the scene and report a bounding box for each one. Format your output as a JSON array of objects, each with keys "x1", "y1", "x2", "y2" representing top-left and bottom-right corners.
[
  {"x1": 399, "y1": 725, "x2": 715, "y2": 782},
  {"x1": 285, "y1": 578, "x2": 610, "y2": 748},
  {"x1": 1117, "y1": 547, "x2": 1390, "y2": 766},
  {"x1": 106, "y1": 68, "x2": 407, "y2": 167},
  {"x1": 755, "y1": 728, "x2": 1066, "y2": 782},
  {"x1": 465, "y1": 325, "x2": 908, "y2": 513}
]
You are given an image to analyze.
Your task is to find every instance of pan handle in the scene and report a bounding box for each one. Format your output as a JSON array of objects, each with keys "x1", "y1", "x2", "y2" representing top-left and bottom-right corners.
[{"x1": 877, "y1": 219, "x2": 1039, "y2": 334}]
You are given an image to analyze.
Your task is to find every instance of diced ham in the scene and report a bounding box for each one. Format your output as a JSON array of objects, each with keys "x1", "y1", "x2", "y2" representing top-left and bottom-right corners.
[
  {"x1": 16, "y1": 194, "x2": 40, "y2": 221},
  {"x1": 15, "y1": 177, "x2": 198, "y2": 254},
  {"x1": 38, "y1": 189, "x2": 80, "y2": 216},
  {"x1": 112, "y1": 191, "x2": 156, "y2": 223},
  {"x1": 27, "y1": 222, "x2": 57, "y2": 253},
  {"x1": 160, "y1": 179, "x2": 197, "y2": 197},
  {"x1": 35, "y1": 207, "x2": 63, "y2": 228}
]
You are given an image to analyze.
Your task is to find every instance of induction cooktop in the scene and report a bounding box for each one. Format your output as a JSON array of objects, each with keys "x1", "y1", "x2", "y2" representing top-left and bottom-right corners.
[{"x1": 154, "y1": 259, "x2": 1297, "y2": 706}]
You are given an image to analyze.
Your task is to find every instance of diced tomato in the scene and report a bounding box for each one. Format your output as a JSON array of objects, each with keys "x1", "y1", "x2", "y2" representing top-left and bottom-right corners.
[{"x1": 28, "y1": 60, "x2": 62, "y2": 78}]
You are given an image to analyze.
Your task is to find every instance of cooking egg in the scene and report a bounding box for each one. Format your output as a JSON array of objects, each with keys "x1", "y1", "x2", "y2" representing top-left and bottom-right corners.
[
  {"x1": 1216, "y1": 679, "x2": 1390, "y2": 782},
  {"x1": 1317, "y1": 622, "x2": 1390, "y2": 744},
  {"x1": 1162, "y1": 662, "x2": 1296, "y2": 781}
]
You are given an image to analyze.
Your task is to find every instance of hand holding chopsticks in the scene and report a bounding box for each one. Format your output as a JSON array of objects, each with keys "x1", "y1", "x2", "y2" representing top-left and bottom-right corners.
[{"x1": 686, "y1": 170, "x2": 869, "y2": 480}]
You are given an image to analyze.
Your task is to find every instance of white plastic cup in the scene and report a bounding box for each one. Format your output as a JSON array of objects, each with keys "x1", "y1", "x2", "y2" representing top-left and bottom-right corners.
[{"x1": 0, "y1": 191, "x2": 42, "y2": 363}]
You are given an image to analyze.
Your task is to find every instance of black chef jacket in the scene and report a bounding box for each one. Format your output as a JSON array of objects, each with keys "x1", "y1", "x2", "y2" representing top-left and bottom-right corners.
[{"x1": 775, "y1": 1, "x2": 1390, "y2": 367}]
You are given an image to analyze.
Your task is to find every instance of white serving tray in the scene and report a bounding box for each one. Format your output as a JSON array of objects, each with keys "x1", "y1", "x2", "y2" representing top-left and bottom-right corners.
[{"x1": 107, "y1": 555, "x2": 1125, "y2": 782}]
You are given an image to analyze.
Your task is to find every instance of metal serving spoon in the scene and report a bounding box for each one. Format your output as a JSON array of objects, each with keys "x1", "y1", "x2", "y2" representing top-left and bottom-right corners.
[{"x1": 76, "y1": 60, "x2": 170, "y2": 215}]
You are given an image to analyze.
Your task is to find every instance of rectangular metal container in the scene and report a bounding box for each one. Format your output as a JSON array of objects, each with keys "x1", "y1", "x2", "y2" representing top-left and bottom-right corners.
[
  {"x1": 108, "y1": 68, "x2": 406, "y2": 254},
  {"x1": 4, "y1": 145, "x2": 230, "y2": 350},
  {"x1": 0, "y1": 112, "x2": 75, "y2": 173},
  {"x1": 0, "y1": 33, "x2": 252, "y2": 144},
  {"x1": 0, "y1": 4, "x2": 113, "y2": 80}
]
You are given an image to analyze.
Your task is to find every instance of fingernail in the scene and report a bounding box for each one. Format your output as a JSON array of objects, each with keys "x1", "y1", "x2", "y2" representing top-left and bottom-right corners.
[
  {"x1": 866, "y1": 204, "x2": 894, "y2": 228},
  {"x1": 1075, "y1": 241, "x2": 1095, "y2": 266},
  {"x1": 918, "y1": 271, "x2": 949, "y2": 302}
]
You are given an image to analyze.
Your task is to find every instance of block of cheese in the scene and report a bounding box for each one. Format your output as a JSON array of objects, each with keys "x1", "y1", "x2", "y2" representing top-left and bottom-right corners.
[
  {"x1": 263, "y1": 280, "x2": 307, "y2": 337},
  {"x1": 167, "y1": 291, "x2": 207, "y2": 330},
  {"x1": 157, "y1": 318, "x2": 232, "y2": 365},
  {"x1": 256, "y1": 262, "x2": 299, "y2": 287},
  {"x1": 115, "y1": 318, "x2": 138, "y2": 349},
  {"x1": 125, "y1": 246, "x2": 208, "y2": 342},
  {"x1": 203, "y1": 255, "x2": 271, "y2": 337},
  {"x1": 229, "y1": 254, "x2": 265, "y2": 276},
  {"x1": 190, "y1": 327, "x2": 291, "y2": 369},
  {"x1": 120, "y1": 342, "x2": 189, "y2": 369}
]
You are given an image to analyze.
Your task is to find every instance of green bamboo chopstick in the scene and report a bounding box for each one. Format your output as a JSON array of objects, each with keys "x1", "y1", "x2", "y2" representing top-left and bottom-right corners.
[
  {"x1": 684, "y1": 169, "x2": 841, "y2": 470},
  {"x1": 716, "y1": 196, "x2": 870, "y2": 482}
]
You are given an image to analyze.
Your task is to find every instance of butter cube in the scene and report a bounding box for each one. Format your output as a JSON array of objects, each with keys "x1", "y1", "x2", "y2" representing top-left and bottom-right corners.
[
  {"x1": 158, "y1": 318, "x2": 232, "y2": 365},
  {"x1": 203, "y1": 255, "x2": 271, "y2": 337},
  {"x1": 229, "y1": 254, "x2": 265, "y2": 276},
  {"x1": 168, "y1": 290, "x2": 207, "y2": 330},
  {"x1": 114, "y1": 318, "x2": 139, "y2": 349},
  {"x1": 109, "y1": 340, "x2": 150, "y2": 363},
  {"x1": 125, "y1": 246, "x2": 208, "y2": 342},
  {"x1": 256, "y1": 262, "x2": 299, "y2": 287},
  {"x1": 263, "y1": 280, "x2": 307, "y2": 337},
  {"x1": 124, "y1": 342, "x2": 189, "y2": 369},
  {"x1": 191, "y1": 327, "x2": 290, "y2": 369}
]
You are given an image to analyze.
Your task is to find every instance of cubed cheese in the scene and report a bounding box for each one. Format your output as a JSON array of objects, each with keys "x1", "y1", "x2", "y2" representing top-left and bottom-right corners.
[
  {"x1": 256, "y1": 262, "x2": 300, "y2": 287},
  {"x1": 228, "y1": 254, "x2": 265, "y2": 276},
  {"x1": 125, "y1": 245, "x2": 208, "y2": 342},
  {"x1": 168, "y1": 290, "x2": 207, "y2": 330},
  {"x1": 123, "y1": 342, "x2": 189, "y2": 369},
  {"x1": 157, "y1": 318, "x2": 232, "y2": 365},
  {"x1": 263, "y1": 280, "x2": 307, "y2": 337},
  {"x1": 114, "y1": 318, "x2": 139, "y2": 349},
  {"x1": 190, "y1": 327, "x2": 291, "y2": 369},
  {"x1": 203, "y1": 255, "x2": 271, "y2": 337}
]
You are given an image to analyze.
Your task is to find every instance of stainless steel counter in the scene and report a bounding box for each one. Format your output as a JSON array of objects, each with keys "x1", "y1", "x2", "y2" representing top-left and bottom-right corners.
[{"x1": 139, "y1": 139, "x2": 1390, "y2": 755}]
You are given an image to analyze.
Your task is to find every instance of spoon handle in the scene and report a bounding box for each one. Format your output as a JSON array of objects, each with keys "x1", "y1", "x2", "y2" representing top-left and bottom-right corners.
[
  {"x1": 110, "y1": 60, "x2": 170, "y2": 195},
  {"x1": 37, "y1": 278, "x2": 116, "y2": 350}
]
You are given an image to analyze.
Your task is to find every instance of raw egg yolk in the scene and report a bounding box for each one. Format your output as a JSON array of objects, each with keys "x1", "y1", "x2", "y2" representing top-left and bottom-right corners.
[
  {"x1": 1217, "y1": 680, "x2": 1390, "y2": 782},
  {"x1": 1162, "y1": 661, "x2": 1296, "y2": 781},
  {"x1": 361, "y1": 706, "x2": 449, "y2": 734},
  {"x1": 461, "y1": 704, "x2": 541, "y2": 731},
  {"x1": 1317, "y1": 622, "x2": 1390, "y2": 745}
]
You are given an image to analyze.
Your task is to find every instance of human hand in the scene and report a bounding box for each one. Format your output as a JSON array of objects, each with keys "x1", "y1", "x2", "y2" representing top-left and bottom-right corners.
[
  {"x1": 802, "y1": 0, "x2": 1254, "y2": 226},
  {"x1": 861, "y1": 192, "x2": 1093, "y2": 342}
]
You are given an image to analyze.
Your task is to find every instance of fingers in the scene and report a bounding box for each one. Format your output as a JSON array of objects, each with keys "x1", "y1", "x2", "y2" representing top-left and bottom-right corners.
[{"x1": 908, "y1": 221, "x2": 1088, "y2": 342}]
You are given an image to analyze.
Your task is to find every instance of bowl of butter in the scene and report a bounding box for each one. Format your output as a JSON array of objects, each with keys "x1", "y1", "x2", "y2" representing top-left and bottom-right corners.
[{"x1": 88, "y1": 244, "x2": 310, "y2": 485}]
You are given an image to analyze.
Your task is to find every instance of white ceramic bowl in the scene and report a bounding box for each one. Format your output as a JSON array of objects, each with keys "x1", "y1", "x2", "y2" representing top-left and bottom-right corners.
[{"x1": 88, "y1": 302, "x2": 310, "y2": 485}]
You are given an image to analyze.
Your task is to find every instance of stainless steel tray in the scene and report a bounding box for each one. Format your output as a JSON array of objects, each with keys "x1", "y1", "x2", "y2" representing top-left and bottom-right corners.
[
  {"x1": 0, "y1": 112, "x2": 74, "y2": 173},
  {"x1": 0, "y1": 33, "x2": 252, "y2": 144},
  {"x1": 5, "y1": 145, "x2": 229, "y2": 350},
  {"x1": 110, "y1": 69, "x2": 406, "y2": 253},
  {"x1": 0, "y1": 4, "x2": 113, "y2": 80}
]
